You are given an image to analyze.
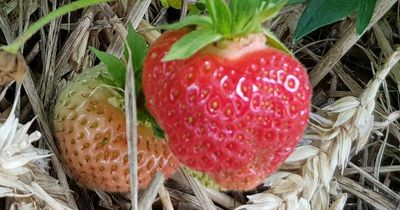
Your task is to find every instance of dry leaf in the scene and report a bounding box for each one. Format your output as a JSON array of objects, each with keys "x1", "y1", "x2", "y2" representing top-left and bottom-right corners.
[
  {"x1": 321, "y1": 96, "x2": 360, "y2": 113},
  {"x1": 0, "y1": 51, "x2": 27, "y2": 85}
]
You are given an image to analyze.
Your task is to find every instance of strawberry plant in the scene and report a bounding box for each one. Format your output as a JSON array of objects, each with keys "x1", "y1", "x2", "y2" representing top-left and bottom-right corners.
[
  {"x1": 53, "y1": 26, "x2": 179, "y2": 192},
  {"x1": 2, "y1": 0, "x2": 399, "y2": 209},
  {"x1": 143, "y1": 0, "x2": 312, "y2": 190},
  {"x1": 160, "y1": 0, "x2": 378, "y2": 43},
  {"x1": 160, "y1": 0, "x2": 191, "y2": 9},
  {"x1": 0, "y1": 0, "x2": 311, "y2": 194},
  {"x1": 293, "y1": 0, "x2": 378, "y2": 41},
  {"x1": 1, "y1": 0, "x2": 178, "y2": 194}
]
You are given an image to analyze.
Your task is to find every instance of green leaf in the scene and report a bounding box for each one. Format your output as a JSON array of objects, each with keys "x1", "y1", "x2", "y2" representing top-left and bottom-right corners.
[
  {"x1": 124, "y1": 24, "x2": 148, "y2": 74},
  {"x1": 158, "y1": 15, "x2": 213, "y2": 30},
  {"x1": 229, "y1": 0, "x2": 261, "y2": 35},
  {"x1": 259, "y1": 0, "x2": 288, "y2": 21},
  {"x1": 124, "y1": 24, "x2": 148, "y2": 94},
  {"x1": 263, "y1": 29, "x2": 292, "y2": 55},
  {"x1": 160, "y1": 0, "x2": 169, "y2": 7},
  {"x1": 91, "y1": 48, "x2": 125, "y2": 88},
  {"x1": 196, "y1": 0, "x2": 205, "y2": 5},
  {"x1": 127, "y1": 27, "x2": 147, "y2": 94},
  {"x1": 187, "y1": 0, "x2": 206, "y2": 16},
  {"x1": 138, "y1": 109, "x2": 165, "y2": 138},
  {"x1": 187, "y1": 4, "x2": 204, "y2": 16},
  {"x1": 205, "y1": 0, "x2": 231, "y2": 35},
  {"x1": 150, "y1": 119, "x2": 165, "y2": 138},
  {"x1": 293, "y1": 0, "x2": 358, "y2": 41},
  {"x1": 356, "y1": 0, "x2": 377, "y2": 35},
  {"x1": 287, "y1": 0, "x2": 305, "y2": 4},
  {"x1": 162, "y1": 28, "x2": 223, "y2": 61}
]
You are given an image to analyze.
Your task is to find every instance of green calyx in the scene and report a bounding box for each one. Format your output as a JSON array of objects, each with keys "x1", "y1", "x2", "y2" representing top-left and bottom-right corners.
[
  {"x1": 185, "y1": 168, "x2": 225, "y2": 191},
  {"x1": 161, "y1": 0, "x2": 288, "y2": 61}
]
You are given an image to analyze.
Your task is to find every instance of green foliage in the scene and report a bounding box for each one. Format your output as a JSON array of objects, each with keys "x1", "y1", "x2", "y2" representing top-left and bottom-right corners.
[
  {"x1": 2, "y1": 0, "x2": 114, "y2": 54},
  {"x1": 205, "y1": 0, "x2": 232, "y2": 35},
  {"x1": 356, "y1": 0, "x2": 377, "y2": 34},
  {"x1": 185, "y1": 168, "x2": 224, "y2": 191},
  {"x1": 91, "y1": 48, "x2": 126, "y2": 88},
  {"x1": 124, "y1": 24, "x2": 148, "y2": 95},
  {"x1": 160, "y1": 16, "x2": 213, "y2": 30},
  {"x1": 229, "y1": 0, "x2": 260, "y2": 35},
  {"x1": 287, "y1": 0, "x2": 305, "y2": 4},
  {"x1": 163, "y1": 0, "x2": 288, "y2": 61},
  {"x1": 162, "y1": 28, "x2": 223, "y2": 61},
  {"x1": 258, "y1": 0, "x2": 288, "y2": 21},
  {"x1": 138, "y1": 110, "x2": 165, "y2": 138},
  {"x1": 263, "y1": 29, "x2": 292, "y2": 55},
  {"x1": 92, "y1": 24, "x2": 165, "y2": 138},
  {"x1": 124, "y1": 24, "x2": 165, "y2": 138},
  {"x1": 294, "y1": 0, "x2": 377, "y2": 41},
  {"x1": 124, "y1": 25, "x2": 147, "y2": 75}
]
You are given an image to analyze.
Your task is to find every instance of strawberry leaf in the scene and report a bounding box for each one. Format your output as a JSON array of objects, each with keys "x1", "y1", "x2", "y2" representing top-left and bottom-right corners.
[
  {"x1": 138, "y1": 110, "x2": 165, "y2": 138},
  {"x1": 263, "y1": 29, "x2": 292, "y2": 55},
  {"x1": 188, "y1": 2, "x2": 206, "y2": 16},
  {"x1": 123, "y1": 25, "x2": 165, "y2": 138},
  {"x1": 356, "y1": 0, "x2": 377, "y2": 35},
  {"x1": 293, "y1": 0, "x2": 358, "y2": 41},
  {"x1": 162, "y1": 28, "x2": 222, "y2": 61},
  {"x1": 159, "y1": 15, "x2": 213, "y2": 30},
  {"x1": 124, "y1": 24, "x2": 148, "y2": 95},
  {"x1": 205, "y1": 0, "x2": 231, "y2": 35},
  {"x1": 229, "y1": 0, "x2": 261, "y2": 36},
  {"x1": 160, "y1": 0, "x2": 169, "y2": 8},
  {"x1": 287, "y1": 0, "x2": 305, "y2": 4},
  {"x1": 124, "y1": 25, "x2": 147, "y2": 74},
  {"x1": 259, "y1": 0, "x2": 288, "y2": 21},
  {"x1": 91, "y1": 48, "x2": 125, "y2": 88}
]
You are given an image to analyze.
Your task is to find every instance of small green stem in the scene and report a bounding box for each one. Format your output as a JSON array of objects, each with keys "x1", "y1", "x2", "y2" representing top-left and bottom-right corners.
[{"x1": 2, "y1": 0, "x2": 113, "y2": 54}]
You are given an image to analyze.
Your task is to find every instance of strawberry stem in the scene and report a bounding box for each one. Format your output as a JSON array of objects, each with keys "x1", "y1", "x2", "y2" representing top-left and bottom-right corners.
[{"x1": 1, "y1": 0, "x2": 114, "y2": 54}]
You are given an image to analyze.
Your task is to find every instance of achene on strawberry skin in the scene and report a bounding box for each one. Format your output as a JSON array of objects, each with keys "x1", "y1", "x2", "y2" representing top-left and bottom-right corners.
[{"x1": 53, "y1": 65, "x2": 179, "y2": 192}]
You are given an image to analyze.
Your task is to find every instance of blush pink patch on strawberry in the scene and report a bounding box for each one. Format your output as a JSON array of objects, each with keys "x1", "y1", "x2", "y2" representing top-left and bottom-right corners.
[{"x1": 54, "y1": 66, "x2": 180, "y2": 192}]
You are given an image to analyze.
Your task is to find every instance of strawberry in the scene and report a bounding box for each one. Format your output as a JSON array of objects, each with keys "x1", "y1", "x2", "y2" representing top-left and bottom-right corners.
[
  {"x1": 53, "y1": 65, "x2": 179, "y2": 192},
  {"x1": 142, "y1": 28, "x2": 190, "y2": 123},
  {"x1": 142, "y1": 0, "x2": 312, "y2": 190}
]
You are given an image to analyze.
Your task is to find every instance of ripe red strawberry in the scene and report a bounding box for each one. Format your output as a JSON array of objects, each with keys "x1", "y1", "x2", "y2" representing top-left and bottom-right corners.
[
  {"x1": 143, "y1": 31, "x2": 311, "y2": 172},
  {"x1": 142, "y1": 28, "x2": 190, "y2": 125},
  {"x1": 53, "y1": 65, "x2": 179, "y2": 192},
  {"x1": 142, "y1": 0, "x2": 312, "y2": 190}
]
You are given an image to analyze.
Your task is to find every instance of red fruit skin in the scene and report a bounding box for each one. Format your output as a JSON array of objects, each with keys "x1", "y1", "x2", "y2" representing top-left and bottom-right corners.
[
  {"x1": 53, "y1": 65, "x2": 179, "y2": 192},
  {"x1": 143, "y1": 29, "x2": 312, "y2": 175},
  {"x1": 142, "y1": 28, "x2": 189, "y2": 122},
  {"x1": 209, "y1": 140, "x2": 297, "y2": 191}
]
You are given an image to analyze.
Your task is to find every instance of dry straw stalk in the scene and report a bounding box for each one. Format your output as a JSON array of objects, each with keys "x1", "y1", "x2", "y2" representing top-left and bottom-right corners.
[{"x1": 236, "y1": 50, "x2": 400, "y2": 210}]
